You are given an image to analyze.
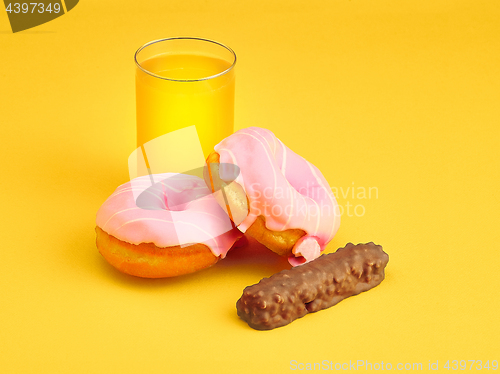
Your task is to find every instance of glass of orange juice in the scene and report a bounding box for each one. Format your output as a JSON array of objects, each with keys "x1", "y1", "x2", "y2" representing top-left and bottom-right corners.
[{"x1": 134, "y1": 37, "x2": 236, "y2": 158}]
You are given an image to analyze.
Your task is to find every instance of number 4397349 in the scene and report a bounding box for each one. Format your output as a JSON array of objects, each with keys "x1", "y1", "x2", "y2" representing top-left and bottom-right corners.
[
  {"x1": 444, "y1": 360, "x2": 498, "y2": 370},
  {"x1": 5, "y1": 3, "x2": 61, "y2": 14}
]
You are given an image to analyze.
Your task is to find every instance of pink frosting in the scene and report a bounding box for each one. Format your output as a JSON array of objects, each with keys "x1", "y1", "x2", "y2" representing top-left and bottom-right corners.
[
  {"x1": 96, "y1": 173, "x2": 241, "y2": 258},
  {"x1": 214, "y1": 127, "x2": 340, "y2": 265}
]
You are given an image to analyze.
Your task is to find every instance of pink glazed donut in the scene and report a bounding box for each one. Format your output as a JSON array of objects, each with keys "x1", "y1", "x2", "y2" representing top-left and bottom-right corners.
[
  {"x1": 96, "y1": 173, "x2": 242, "y2": 278},
  {"x1": 205, "y1": 127, "x2": 340, "y2": 266}
]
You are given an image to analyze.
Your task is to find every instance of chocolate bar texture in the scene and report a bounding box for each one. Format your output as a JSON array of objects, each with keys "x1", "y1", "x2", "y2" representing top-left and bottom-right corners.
[{"x1": 236, "y1": 242, "x2": 389, "y2": 330}]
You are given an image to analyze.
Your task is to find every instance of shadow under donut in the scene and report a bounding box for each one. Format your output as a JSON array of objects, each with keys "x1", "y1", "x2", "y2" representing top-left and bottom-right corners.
[{"x1": 213, "y1": 235, "x2": 291, "y2": 277}]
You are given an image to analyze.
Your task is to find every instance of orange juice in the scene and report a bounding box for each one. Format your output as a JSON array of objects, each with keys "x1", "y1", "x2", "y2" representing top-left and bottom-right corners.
[{"x1": 136, "y1": 53, "x2": 235, "y2": 157}]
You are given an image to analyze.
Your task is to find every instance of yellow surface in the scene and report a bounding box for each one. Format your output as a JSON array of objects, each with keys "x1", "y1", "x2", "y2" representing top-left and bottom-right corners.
[{"x1": 1, "y1": 1, "x2": 499, "y2": 373}]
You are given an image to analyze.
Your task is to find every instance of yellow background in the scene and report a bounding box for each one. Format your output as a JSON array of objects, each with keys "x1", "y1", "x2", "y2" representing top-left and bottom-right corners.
[{"x1": 1, "y1": 1, "x2": 499, "y2": 373}]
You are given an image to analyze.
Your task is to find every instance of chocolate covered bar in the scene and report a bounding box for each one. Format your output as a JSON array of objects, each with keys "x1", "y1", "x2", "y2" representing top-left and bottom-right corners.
[{"x1": 236, "y1": 242, "x2": 389, "y2": 330}]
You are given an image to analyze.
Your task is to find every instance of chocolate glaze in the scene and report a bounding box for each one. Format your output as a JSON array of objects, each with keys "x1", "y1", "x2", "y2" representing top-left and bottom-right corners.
[{"x1": 236, "y1": 242, "x2": 389, "y2": 330}]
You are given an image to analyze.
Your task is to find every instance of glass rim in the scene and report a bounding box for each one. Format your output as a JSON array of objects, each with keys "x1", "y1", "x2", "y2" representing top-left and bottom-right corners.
[{"x1": 134, "y1": 37, "x2": 237, "y2": 82}]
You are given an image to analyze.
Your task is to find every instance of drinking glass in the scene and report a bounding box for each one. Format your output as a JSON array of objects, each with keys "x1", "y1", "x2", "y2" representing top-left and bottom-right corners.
[{"x1": 135, "y1": 37, "x2": 236, "y2": 158}]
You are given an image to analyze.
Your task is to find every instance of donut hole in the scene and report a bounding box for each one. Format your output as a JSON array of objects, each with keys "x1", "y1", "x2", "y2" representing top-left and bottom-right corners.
[
  {"x1": 136, "y1": 173, "x2": 214, "y2": 212},
  {"x1": 135, "y1": 182, "x2": 167, "y2": 210}
]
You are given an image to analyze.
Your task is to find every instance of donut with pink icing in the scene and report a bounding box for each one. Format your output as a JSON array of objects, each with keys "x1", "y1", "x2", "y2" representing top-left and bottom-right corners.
[
  {"x1": 205, "y1": 127, "x2": 340, "y2": 266},
  {"x1": 95, "y1": 173, "x2": 242, "y2": 278}
]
